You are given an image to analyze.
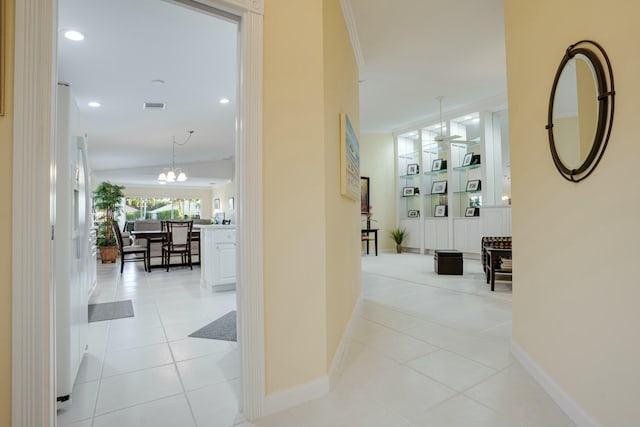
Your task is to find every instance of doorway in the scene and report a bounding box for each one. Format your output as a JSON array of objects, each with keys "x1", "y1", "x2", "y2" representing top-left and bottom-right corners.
[{"x1": 11, "y1": 0, "x2": 265, "y2": 425}]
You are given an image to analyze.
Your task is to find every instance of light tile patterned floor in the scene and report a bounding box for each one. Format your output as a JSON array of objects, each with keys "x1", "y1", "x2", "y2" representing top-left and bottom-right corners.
[{"x1": 59, "y1": 252, "x2": 575, "y2": 427}]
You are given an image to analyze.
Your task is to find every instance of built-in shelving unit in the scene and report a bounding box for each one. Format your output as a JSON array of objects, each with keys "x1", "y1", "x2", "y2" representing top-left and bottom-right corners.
[{"x1": 394, "y1": 105, "x2": 512, "y2": 255}]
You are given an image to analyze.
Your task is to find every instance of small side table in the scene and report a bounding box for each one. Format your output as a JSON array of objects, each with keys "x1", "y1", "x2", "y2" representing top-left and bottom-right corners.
[
  {"x1": 361, "y1": 229, "x2": 378, "y2": 256},
  {"x1": 485, "y1": 247, "x2": 512, "y2": 291}
]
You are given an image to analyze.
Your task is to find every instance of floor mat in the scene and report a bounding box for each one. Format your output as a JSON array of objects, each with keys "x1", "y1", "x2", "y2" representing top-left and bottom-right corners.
[
  {"x1": 189, "y1": 310, "x2": 237, "y2": 341},
  {"x1": 88, "y1": 300, "x2": 135, "y2": 322}
]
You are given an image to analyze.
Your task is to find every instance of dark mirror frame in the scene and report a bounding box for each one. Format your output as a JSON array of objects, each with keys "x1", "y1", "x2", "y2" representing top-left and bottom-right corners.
[
  {"x1": 546, "y1": 40, "x2": 615, "y2": 182},
  {"x1": 360, "y1": 176, "x2": 370, "y2": 214}
]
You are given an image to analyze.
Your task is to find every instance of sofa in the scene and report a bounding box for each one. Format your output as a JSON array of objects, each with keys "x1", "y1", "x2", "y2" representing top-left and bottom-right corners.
[{"x1": 132, "y1": 219, "x2": 211, "y2": 268}]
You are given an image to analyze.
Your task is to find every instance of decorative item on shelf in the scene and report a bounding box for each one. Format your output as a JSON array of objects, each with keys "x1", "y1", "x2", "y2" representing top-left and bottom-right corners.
[
  {"x1": 408, "y1": 209, "x2": 420, "y2": 218},
  {"x1": 93, "y1": 181, "x2": 126, "y2": 263},
  {"x1": 431, "y1": 180, "x2": 447, "y2": 194},
  {"x1": 466, "y1": 179, "x2": 481, "y2": 192},
  {"x1": 403, "y1": 187, "x2": 416, "y2": 196},
  {"x1": 389, "y1": 228, "x2": 407, "y2": 254},
  {"x1": 465, "y1": 207, "x2": 480, "y2": 217},
  {"x1": 434, "y1": 205, "x2": 448, "y2": 217},
  {"x1": 462, "y1": 152, "x2": 473, "y2": 167},
  {"x1": 407, "y1": 163, "x2": 419, "y2": 175},
  {"x1": 431, "y1": 159, "x2": 447, "y2": 171},
  {"x1": 157, "y1": 130, "x2": 194, "y2": 184},
  {"x1": 471, "y1": 154, "x2": 481, "y2": 165}
]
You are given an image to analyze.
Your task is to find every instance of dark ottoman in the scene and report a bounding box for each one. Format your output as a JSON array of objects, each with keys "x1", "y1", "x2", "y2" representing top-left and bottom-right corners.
[{"x1": 434, "y1": 250, "x2": 463, "y2": 275}]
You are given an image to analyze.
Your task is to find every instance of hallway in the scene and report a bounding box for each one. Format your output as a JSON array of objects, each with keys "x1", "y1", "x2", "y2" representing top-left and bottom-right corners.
[{"x1": 59, "y1": 253, "x2": 573, "y2": 427}]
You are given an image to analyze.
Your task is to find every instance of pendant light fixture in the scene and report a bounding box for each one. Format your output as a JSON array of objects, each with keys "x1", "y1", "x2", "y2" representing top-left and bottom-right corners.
[{"x1": 158, "y1": 130, "x2": 194, "y2": 184}]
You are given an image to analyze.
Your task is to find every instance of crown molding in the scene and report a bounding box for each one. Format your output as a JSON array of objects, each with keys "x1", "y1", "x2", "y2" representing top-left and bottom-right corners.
[{"x1": 340, "y1": 0, "x2": 364, "y2": 68}]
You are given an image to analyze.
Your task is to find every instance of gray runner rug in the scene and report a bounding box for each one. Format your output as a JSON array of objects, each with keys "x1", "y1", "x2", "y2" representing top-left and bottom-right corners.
[
  {"x1": 88, "y1": 300, "x2": 135, "y2": 323},
  {"x1": 189, "y1": 311, "x2": 237, "y2": 342}
]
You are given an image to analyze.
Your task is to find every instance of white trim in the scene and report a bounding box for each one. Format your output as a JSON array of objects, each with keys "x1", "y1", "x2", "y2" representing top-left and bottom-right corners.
[
  {"x1": 12, "y1": 0, "x2": 58, "y2": 425},
  {"x1": 13, "y1": 0, "x2": 266, "y2": 424},
  {"x1": 262, "y1": 377, "x2": 330, "y2": 417},
  {"x1": 328, "y1": 296, "x2": 363, "y2": 388},
  {"x1": 339, "y1": 0, "x2": 365, "y2": 68},
  {"x1": 236, "y1": 9, "x2": 266, "y2": 420},
  {"x1": 511, "y1": 340, "x2": 601, "y2": 427}
]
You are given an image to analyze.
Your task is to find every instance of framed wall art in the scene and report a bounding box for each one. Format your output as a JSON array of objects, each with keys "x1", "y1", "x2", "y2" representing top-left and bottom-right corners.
[
  {"x1": 361, "y1": 176, "x2": 370, "y2": 214},
  {"x1": 340, "y1": 113, "x2": 360, "y2": 200},
  {"x1": 462, "y1": 152, "x2": 473, "y2": 167},
  {"x1": 408, "y1": 209, "x2": 420, "y2": 218},
  {"x1": 466, "y1": 179, "x2": 481, "y2": 192},
  {"x1": 431, "y1": 180, "x2": 447, "y2": 194},
  {"x1": 434, "y1": 205, "x2": 448, "y2": 217},
  {"x1": 402, "y1": 187, "x2": 416, "y2": 196}
]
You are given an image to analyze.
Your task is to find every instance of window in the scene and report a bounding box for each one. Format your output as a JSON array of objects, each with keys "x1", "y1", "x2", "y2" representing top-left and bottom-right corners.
[{"x1": 124, "y1": 197, "x2": 202, "y2": 220}]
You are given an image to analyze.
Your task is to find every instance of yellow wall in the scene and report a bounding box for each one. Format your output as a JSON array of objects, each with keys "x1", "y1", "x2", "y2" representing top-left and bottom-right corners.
[
  {"x1": 0, "y1": 1, "x2": 14, "y2": 424},
  {"x1": 263, "y1": 0, "x2": 328, "y2": 393},
  {"x1": 360, "y1": 134, "x2": 396, "y2": 251},
  {"x1": 505, "y1": 1, "x2": 640, "y2": 425},
  {"x1": 263, "y1": 0, "x2": 360, "y2": 393},
  {"x1": 322, "y1": 0, "x2": 360, "y2": 368},
  {"x1": 123, "y1": 186, "x2": 213, "y2": 219}
]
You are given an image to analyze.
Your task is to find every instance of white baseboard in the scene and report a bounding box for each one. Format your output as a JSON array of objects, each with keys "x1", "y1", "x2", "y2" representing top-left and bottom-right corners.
[
  {"x1": 328, "y1": 295, "x2": 363, "y2": 388},
  {"x1": 510, "y1": 340, "x2": 601, "y2": 427},
  {"x1": 262, "y1": 376, "x2": 329, "y2": 417}
]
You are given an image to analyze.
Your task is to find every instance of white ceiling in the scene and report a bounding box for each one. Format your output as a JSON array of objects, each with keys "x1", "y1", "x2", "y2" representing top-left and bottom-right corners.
[
  {"x1": 58, "y1": 0, "x2": 508, "y2": 187},
  {"x1": 58, "y1": 0, "x2": 238, "y2": 188},
  {"x1": 350, "y1": 0, "x2": 507, "y2": 133}
]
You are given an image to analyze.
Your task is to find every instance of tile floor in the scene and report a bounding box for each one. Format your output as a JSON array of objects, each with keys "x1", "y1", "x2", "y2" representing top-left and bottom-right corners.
[{"x1": 59, "y1": 252, "x2": 575, "y2": 427}]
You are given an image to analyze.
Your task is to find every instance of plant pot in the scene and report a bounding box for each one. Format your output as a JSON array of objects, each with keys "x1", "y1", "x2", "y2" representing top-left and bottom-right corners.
[
  {"x1": 99, "y1": 246, "x2": 119, "y2": 264},
  {"x1": 396, "y1": 244, "x2": 402, "y2": 254}
]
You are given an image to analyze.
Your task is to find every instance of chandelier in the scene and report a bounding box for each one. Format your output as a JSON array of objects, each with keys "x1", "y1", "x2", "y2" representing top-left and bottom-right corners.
[{"x1": 158, "y1": 130, "x2": 194, "y2": 184}]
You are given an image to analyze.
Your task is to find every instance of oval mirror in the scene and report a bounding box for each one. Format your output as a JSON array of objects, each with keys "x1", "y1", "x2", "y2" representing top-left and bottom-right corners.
[{"x1": 546, "y1": 40, "x2": 615, "y2": 182}]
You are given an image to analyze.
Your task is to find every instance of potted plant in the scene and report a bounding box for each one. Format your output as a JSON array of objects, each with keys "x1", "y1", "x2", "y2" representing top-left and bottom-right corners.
[
  {"x1": 390, "y1": 228, "x2": 407, "y2": 254},
  {"x1": 93, "y1": 181, "x2": 126, "y2": 263}
]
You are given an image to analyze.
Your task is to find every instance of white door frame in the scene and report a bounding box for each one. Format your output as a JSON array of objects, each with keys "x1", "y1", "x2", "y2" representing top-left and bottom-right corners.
[{"x1": 12, "y1": 1, "x2": 265, "y2": 425}]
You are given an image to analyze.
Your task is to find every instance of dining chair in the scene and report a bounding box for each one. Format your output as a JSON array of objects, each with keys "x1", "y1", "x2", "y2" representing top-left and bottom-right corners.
[
  {"x1": 162, "y1": 220, "x2": 193, "y2": 271},
  {"x1": 111, "y1": 220, "x2": 148, "y2": 273}
]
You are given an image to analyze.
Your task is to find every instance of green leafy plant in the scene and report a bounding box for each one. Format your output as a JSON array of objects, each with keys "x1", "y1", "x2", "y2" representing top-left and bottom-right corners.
[
  {"x1": 390, "y1": 228, "x2": 407, "y2": 245},
  {"x1": 93, "y1": 182, "x2": 126, "y2": 247}
]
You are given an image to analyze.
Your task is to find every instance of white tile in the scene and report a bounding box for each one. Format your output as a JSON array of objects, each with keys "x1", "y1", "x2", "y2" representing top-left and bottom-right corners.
[
  {"x1": 346, "y1": 317, "x2": 395, "y2": 343},
  {"x1": 333, "y1": 339, "x2": 398, "y2": 388},
  {"x1": 58, "y1": 418, "x2": 93, "y2": 427},
  {"x1": 56, "y1": 380, "x2": 99, "y2": 425},
  {"x1": 408, "y1": 349, "x2": 497, "y2": 392},
  {"x1": 465, "y1": 364, "x2": 571, "y2": 427},
  {"x1": 361, "y1": 365, "x2": 456, "y2": 418},
  {"x1": 177, "y1": 350, "x2": 240, "y2": 391},
  {"x1": 187, "y1": 379, "x2": 242, "y2": 427},
  {"x1": 102, "y1": 343, "x2": 174, "y2": 377},
  {"x1": 170, "y1": 337, "x2": 233, "y2": 362},
  {"x1": 365, "y1": 330, "x2": 438, "y2": 363},
  {"x1": 93, "y1": 394, "x2": 195, "y2": 427},
  {"x1": 407, "y1": 394, "x2": 513, "y2": 427},
  {"x1": 107, "y1": 325, "x2": 167, "y2": 352},
  {"x1": 94, "y1": 364, "x2": 183, "y2": 415},
  {"x1": 404, "y1": 320, "x2": 476, "y2": 348},
  {"x1": 358, "y1": 301, "x2": 428, "y2": 331},
  {"x1": 75, "y1": 352, "x2": 104, "y2": 384},
  {"x1": 164, "y1": 318, "x2": 219, "y2": 342},
  {"x1": 445, "y1": 335, "x2": 514, "y2": 371}
]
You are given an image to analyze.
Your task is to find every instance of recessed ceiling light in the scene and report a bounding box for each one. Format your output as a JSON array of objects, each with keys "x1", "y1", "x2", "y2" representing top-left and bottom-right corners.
[
  {"x1": 219, "y1": 98, "x2": 230, "y2": 104},
  {"x1": 88, "y1": 101, "x2": 101, "y2": 108},
  {"x1": 64, "y1": 30, "x2": 86, "y2": 41},
  {"x1": 151, "y1": 79, "x2": 165, "y2": 86}
]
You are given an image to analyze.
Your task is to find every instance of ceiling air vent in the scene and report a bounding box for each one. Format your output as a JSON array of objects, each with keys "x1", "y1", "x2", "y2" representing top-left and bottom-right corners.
[{"x1": 143, "y1": 102, "x2": 166, "y2": 110}]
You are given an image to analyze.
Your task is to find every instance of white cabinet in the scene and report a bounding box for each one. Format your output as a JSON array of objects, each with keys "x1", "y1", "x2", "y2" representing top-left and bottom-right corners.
[
  {"x1": 425, "y1": 218, "x2": 449, "y2": 250},
  {"x1": 200, "y1": 225, "x2": 236, "y2": 291}
]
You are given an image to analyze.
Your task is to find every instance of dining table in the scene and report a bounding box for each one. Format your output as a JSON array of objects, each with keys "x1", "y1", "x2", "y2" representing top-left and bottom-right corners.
[{"x1": 130, "y1": 228, "x2": 201, "y2": 272}]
